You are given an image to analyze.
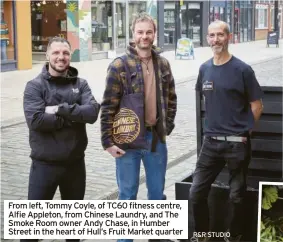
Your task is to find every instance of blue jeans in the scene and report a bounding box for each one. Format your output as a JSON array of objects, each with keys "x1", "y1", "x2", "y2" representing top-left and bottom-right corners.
[{"x1": 116, "y1": 131, "x2": 167, "y2": 242}]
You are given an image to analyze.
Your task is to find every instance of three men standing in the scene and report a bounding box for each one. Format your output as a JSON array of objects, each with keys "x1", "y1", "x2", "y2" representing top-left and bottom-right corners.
[{"x1": 22, "y1": 14, "x2": 264, "y2": 242}]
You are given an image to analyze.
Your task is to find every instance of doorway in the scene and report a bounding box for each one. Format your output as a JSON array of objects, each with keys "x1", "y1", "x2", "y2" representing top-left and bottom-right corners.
[{"x1": 180, "y1": 2, "x2": 202, "y2": 46}]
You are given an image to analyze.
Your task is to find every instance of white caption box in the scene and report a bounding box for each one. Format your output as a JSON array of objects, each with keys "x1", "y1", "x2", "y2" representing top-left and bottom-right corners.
[{"x1": 4, "y1": 200, "x2": 188, "y2": 239}]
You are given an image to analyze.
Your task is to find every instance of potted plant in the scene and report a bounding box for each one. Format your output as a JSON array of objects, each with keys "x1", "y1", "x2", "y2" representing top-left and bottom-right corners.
[{"x1": 260, "y1": 185, "x2": 283, "y2": 242}]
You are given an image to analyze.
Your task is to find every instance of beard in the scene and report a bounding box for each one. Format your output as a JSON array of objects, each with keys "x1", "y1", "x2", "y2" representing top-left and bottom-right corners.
[
  {"x1": 136, "y1": 39, "x2": 154, "y2": 50},
  {"x1": 211, "y1": 43, "x2": 228, "y2": 54},
  {"x1": 49, "y1": 61, "x2": 69, "y2": 74},
  {"x1": 212, "y1": 45, "x2": 223, "y2": 53}
]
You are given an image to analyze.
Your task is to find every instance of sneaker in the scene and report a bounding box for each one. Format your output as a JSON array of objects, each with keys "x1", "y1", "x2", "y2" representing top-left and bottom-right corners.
[{"x1": 224, "y1": 234, "x2": 241, "y2": 242}]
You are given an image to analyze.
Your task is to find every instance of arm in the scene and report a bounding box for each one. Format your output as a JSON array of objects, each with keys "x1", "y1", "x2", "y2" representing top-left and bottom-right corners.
[
  {"x1": 23, "y1": 81, "x2": 65, "y2": 132},
  {"x1": 243, "y1": 66, "x2": 264, "y2": 132},
  {"x1": 195, "y1": 68, "x2": 203, "y2": 92},
  {"x1": 166, "y1": 62, "x2": 177, "y2": 135},
  {"x1": 250, "y1": 99, "x2": 263, "y2": 123},
  {"x1": 100, "y1": 60, "x2": 123, "y2": 149},
  {"x1": 56, "y1": 79, "x2": 100, "y2": 124}
]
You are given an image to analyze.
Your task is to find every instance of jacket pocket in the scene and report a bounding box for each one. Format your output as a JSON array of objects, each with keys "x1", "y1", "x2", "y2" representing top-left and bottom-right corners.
[{"x1": 120, "y1": 71, "x2": 139, "y2": 93}]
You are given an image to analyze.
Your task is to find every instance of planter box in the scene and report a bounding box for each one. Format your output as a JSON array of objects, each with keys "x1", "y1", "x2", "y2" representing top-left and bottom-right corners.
[{"x1": 175, "y1": 173, "x2": 282, "y2": 241}]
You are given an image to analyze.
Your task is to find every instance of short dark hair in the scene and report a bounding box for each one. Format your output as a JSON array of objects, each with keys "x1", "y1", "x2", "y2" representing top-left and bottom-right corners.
[{"x1": 47, "y1": 37, "x2": 71, "y2": 50}]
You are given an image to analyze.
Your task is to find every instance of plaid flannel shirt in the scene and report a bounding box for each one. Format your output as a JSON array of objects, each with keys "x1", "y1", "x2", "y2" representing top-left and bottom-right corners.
[{"x1": 100, "y1": 43, "x2": 177, "y2": 149}]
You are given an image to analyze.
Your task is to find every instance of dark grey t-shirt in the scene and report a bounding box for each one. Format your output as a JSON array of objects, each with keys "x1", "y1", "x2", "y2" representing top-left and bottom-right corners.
[{"x1": 195, "y1": 56, "x2": 263, "y2": 136}]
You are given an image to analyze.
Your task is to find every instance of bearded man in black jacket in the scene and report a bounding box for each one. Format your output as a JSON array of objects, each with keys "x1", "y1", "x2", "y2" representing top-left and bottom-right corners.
[{"x1": 22, "y1": 37, "x2": 100, "y2": 242}]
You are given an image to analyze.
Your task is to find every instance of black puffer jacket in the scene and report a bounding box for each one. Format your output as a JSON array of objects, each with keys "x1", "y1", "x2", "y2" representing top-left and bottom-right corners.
[{"x1": 23, "y1": 64, "x2": 100, "y2": 163}]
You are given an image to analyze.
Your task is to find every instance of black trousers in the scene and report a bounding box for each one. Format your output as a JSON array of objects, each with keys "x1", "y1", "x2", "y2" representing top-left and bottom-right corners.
[
  {"x1": 20, "y1": 158, "x2": 86, "y2": 242},
  {"x1": 189, "y1": 136, "x2": 251, "y2": 237}
]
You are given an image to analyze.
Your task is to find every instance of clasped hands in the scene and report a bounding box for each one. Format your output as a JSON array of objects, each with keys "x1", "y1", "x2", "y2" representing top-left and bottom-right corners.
[{"x1": 45, "y1": 105, "x2": 72, "y2": 127}]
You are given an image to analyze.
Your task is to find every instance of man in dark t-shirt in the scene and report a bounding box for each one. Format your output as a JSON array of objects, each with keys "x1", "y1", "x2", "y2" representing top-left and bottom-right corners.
[{"x1": 190, "y1": 20, "x2": 263, "y2": 242}]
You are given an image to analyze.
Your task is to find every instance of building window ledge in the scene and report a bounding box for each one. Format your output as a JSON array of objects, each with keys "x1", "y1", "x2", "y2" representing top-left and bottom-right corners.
[
  {"x1": 1, "y1": 60, "x2": 17, "y2": 72},
  {"x1": 1, "y1": 60, "x2": 17, "y2": 64}
]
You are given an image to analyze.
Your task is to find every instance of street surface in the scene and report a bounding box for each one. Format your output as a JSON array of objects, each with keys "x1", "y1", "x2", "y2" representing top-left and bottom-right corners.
[
  {"x1": 1, "y1": 39, "x2": 282, "y2": 126},
  {"x1": 0, "y1": 39, "x2": 282, "y2": 241}
]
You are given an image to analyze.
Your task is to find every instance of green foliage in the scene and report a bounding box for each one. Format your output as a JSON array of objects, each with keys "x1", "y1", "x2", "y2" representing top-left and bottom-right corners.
[
  {"x1": 262, "y1": 186, "x2": 278, "y2": 210},
  {"x1": 260, "y1": 185, "x2": 283, "y2": 242},
  {"x1": 261, "y1": 218, "x2": 283, "y2": 242}
]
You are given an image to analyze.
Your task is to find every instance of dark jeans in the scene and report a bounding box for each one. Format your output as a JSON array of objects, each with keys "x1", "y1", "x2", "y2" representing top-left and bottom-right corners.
[
  {"x1": 20, "y1": 159, "x2": 86, "y2": 242},
  {"x1": 189, "y1": 136, "x2": 251, "y2": 237}
]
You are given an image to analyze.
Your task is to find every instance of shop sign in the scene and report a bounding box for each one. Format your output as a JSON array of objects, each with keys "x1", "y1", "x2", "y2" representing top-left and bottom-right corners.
[
  {"x1": 188, "y1": 3, "x2": 200, "y2": 9},
  {"x1": 267, "y1": 31, "x2": 279, "y2": 47},
  {"x1": 256, "y1": 4, "x2": 268, "y2": 9},
  {"x1": 175, "y1": 38, "x2": 194, "y2": 59}
]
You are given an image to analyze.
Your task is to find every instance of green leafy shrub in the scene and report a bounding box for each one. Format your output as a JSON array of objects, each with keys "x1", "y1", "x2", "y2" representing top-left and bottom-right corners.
[{"x1": 261, "y1": 185, "x2": 283, "y2": 242}]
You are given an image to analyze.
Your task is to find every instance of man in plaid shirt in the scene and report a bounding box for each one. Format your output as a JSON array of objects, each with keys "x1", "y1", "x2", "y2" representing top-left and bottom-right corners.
[{"x1": 100, "y1": 12, "x2": 177, "y2": 238}]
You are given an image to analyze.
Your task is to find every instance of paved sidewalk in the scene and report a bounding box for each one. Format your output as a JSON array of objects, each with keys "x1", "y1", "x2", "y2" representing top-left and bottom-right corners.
[{"x1": 1, "y1": 39, "x2": 282, "y2": 127}]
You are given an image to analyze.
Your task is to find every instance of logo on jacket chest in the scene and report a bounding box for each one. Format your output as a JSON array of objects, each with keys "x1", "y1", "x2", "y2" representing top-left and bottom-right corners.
[{"x1": 72, "y1": 88, "x2": 79, "y2": 93}]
